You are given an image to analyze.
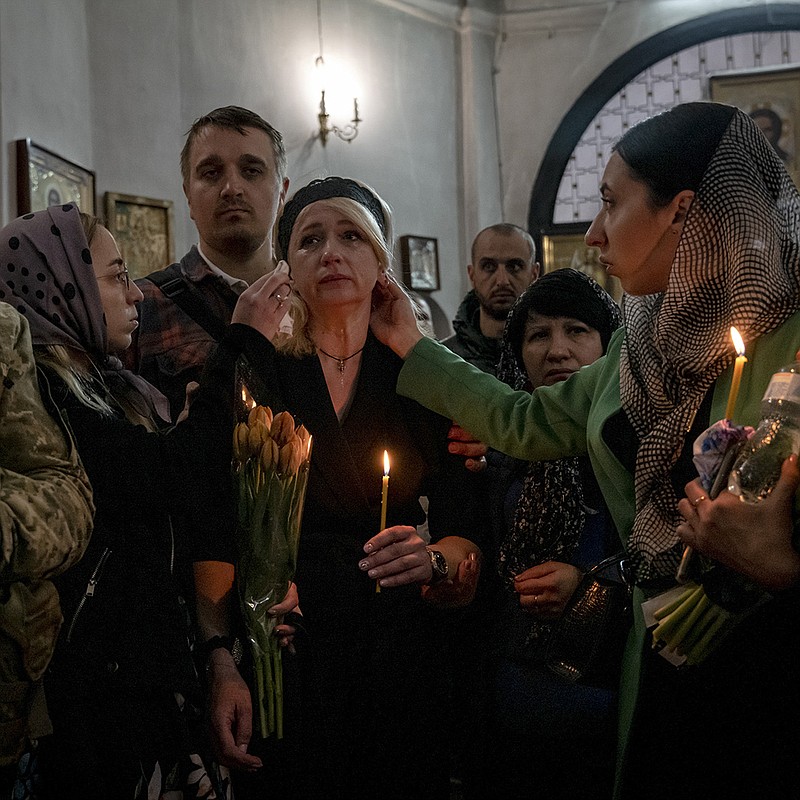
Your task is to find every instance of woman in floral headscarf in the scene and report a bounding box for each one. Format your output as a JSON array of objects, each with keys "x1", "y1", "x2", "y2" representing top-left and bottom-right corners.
[
  {"x1": 371, "y1": 102, "x2": 800, "y2": 799},
  {"x1": 0, "y1": 205, "x2": 291, "y2": 799}
]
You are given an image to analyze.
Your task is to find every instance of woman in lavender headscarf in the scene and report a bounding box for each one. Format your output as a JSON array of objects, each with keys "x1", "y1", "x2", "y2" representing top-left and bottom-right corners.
[{"x1": 0, "y1": 204, "x2": 291, "y2": 799}]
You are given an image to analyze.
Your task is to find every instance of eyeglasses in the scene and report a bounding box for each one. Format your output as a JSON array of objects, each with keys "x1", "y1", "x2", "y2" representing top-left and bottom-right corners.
[{"x1": 99, "y1": 265, "x2": 131, "y2": 291}]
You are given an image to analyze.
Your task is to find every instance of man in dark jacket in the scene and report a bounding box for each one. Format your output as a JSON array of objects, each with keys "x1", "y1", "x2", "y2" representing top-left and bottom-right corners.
[
  {"x1": 441, "y1": 223, "x2": 539, "y2": 374},
  {"x1": 440, "y1": 223, "x2": 537, "y2": 798}
]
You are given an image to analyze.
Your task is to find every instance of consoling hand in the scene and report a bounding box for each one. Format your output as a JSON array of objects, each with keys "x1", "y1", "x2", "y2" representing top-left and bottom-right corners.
[
  {"x1": 232, "y1": 262, "x2": 293, "y2": 342},
  {"x1": 369, "y1": 274, "x2": 424, "y2": 358},
  {"x1": 360, "y1": 525, "x2": 430, "y2": 587},
  {"x1": 514, "y1": 560, "x2": 583, "y2": 619},
  {"x1": 677, "y1": 454, "x2": 800, "y2": 591}
]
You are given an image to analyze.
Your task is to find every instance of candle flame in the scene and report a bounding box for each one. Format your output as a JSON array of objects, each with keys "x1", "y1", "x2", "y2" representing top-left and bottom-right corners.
[
  {"x1": 383, "y1": 450, "x2": 390, "y2": 476},
  {"x1": 730, "y1": 326, "x2": 745, "y2": 357},
  {"x1": 241, "y1": 386, "x2": 256, "y2": 410}
]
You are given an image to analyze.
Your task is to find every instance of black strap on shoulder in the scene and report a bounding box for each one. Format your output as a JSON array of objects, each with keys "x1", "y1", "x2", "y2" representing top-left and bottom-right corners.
[{"x1": 146, "y1": 267, "x2": 229, "y2": 342}]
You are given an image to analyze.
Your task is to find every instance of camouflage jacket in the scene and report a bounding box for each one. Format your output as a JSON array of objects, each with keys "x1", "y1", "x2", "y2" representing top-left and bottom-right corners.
[{"x1": 0, "y1": 302, "x2": 93, "y2": 764}]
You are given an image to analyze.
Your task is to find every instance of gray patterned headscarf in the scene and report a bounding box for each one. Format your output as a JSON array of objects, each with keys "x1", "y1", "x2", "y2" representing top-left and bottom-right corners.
[
  {"x1": 621, "y1": 108, "x2": 800, "y2": 581},
  {"x1": 0, "y1": 204, "x2": 170, "y2": 423}
]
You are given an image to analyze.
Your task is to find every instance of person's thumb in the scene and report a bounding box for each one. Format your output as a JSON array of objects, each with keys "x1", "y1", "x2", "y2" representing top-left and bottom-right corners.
[
  {"x1": 235, "y1": 704, "x2": 253, "y2": 752},
  {"x1": 770, "y1": 453, "x2": 800, "y2": 506}
]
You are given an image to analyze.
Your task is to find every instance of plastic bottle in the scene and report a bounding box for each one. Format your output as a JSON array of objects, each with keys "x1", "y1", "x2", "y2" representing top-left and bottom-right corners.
[{"x1": 728, "y1": 361, "x2": 800, "y2": 503}]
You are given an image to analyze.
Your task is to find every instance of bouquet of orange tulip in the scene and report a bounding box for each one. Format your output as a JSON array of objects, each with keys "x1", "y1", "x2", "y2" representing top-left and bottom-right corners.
[{"x1": 232, "y1": 404, "x2": 312, "y2": 738}]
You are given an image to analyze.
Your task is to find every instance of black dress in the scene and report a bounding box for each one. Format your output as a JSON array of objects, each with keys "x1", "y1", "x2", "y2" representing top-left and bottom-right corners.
[
  {"x1": 243, "y1": 332, "x2": 489, "y2": 800},
  {"x1": 34, "y1": 329, "x2": 242, "y2": 800}
]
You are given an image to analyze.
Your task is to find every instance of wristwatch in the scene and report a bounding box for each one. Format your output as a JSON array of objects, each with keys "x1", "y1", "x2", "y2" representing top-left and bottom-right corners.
[{"x1": 426, "y1": 547, "x2": 449, "y2": 585}]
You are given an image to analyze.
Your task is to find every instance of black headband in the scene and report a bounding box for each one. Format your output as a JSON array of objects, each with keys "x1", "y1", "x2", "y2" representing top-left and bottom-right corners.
[{"x1": 277, "y1": 177, "x2": 387, "y2": 258}]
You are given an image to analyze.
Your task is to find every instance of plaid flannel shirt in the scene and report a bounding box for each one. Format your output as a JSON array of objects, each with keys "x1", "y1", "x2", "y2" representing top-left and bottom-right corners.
[{"x1": 126, "y1": 246, "x2": 240, "y2": 421}]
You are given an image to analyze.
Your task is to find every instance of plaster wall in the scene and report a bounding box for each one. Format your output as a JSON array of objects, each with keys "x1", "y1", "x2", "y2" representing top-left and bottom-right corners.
[
  {"x1": 495, "y1": 0, "x2": 800, "y2": 227},
  {"x1": 1, "y1": 0, "x2": 799, "y2": 324},
  {"x1": 0, "y1": 0, "x2": 92, "y2": 224}
]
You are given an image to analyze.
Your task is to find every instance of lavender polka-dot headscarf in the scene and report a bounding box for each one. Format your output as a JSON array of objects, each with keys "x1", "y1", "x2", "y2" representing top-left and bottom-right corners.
[{"x1": 0, "y1": 204, "x2": 169, "y2": 423}]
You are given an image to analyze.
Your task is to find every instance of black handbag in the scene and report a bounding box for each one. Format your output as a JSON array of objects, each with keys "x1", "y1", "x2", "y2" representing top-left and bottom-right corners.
[{"x1": 545, "y1": 553, "x2": 632, "y2": 683}]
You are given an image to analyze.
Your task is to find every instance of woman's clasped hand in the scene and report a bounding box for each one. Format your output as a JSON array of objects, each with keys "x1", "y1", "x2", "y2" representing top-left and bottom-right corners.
[{"x1": 677, "y1": 454, "x2": 800, "y2": 591}]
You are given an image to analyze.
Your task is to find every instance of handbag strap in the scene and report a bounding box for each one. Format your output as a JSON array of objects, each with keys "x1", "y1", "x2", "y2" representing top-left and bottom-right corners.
[{"x1": 146, "y1": 268, "x2": 232, "y2": 342}]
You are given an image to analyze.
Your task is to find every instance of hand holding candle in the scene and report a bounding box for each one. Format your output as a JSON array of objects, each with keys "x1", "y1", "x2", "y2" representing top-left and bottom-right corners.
[
  {"x1": 725, "y1": 327, "x2": 747, "y2": 421},
  {"x1": 677, "y1": 328, "x2": 747, "y2": 583}
]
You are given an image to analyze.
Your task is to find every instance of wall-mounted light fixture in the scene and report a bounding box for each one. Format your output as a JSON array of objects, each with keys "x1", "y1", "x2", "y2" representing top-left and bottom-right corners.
[{"x1": 315, "y1": 0, "x2": 361, "y2": 145}]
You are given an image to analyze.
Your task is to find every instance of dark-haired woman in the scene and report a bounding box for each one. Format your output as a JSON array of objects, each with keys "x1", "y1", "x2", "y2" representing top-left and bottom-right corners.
[
  {"x1": 0, "y1": 204, "x2": 292, "y2": 799},
  {"x1": 371, "y1": 102, "x2": 800, "y2": 799},
  {"x1": 469, "y1": 269, "x2": 623, "y2": 800}
]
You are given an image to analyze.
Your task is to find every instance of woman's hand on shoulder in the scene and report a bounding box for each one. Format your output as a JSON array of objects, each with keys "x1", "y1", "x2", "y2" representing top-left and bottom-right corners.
[
  {"x1": 514, "y1": 561, "x2": 583, "y2": 618},
  {"x1": 232, "y1": 263, "x2": 292, "y2": 342},
  {"x1": 677, "y1": 455, "x2": 800, "y2": 591},
  {"x1": 369, "y1": 274, "x2": 423, "y2": 358},
  {"x1": 360, "y1": 525, "x2": 429, "y2": 587},
  {"x1": 447, "y1": 423, "x2": 488, "y2": 472}
]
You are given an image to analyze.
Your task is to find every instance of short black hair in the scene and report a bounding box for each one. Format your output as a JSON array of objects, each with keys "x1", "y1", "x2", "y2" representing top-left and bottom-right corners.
[
  {"x1": 180, "y1": 105, "x2": 286, "y2": 183},
  {"x1": 614, "y1": 102, "x2": 736, "y2": 207},
  {"x1": 471, "y1": 223, "x2": 536, "y2": 264}
]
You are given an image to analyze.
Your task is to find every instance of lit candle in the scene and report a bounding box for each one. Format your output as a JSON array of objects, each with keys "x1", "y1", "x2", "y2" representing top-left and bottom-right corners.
[
  {"x1": 725, "y1": 327, "x2": 747, "y2": 421},
  {"x1": 375, "y1": 450, "x2": 390, "y2": 594},
  {"x1": 241, "y1": 385, "x2": 256, "y2": 411},
  {"x1": 380, "y1": 450, "x2": 390, "y2": 531}
]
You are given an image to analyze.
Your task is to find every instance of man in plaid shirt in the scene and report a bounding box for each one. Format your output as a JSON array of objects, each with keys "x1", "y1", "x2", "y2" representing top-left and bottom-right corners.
[{"x1": 127, "y1": 105, "x2": 289, "y2": 420}]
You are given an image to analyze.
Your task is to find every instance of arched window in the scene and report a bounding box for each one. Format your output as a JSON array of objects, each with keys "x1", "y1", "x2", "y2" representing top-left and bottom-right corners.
[{"x1": 530, "y1": 6, "x2": 800, "y2": 239}]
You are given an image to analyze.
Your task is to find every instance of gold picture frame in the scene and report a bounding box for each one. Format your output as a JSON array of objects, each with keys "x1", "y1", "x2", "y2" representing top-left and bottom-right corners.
[
  {"x1": 16, "y1": 139, "x2": 96, "y2": 215},
  {"x1": 104, "y1": 192, "x2": 175, "y2": 280},
  {"x1": 541, "y1": 231, "x2": 621, "y2": 301},
  {"x1": 709, "y1": 65, "x2": 800, "y2": 186}
]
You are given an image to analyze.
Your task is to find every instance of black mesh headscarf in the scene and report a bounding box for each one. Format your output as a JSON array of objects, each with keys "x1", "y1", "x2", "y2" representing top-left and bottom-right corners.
[{"x1": 621, "y1": 107, "x2": 800, "y2": 581}]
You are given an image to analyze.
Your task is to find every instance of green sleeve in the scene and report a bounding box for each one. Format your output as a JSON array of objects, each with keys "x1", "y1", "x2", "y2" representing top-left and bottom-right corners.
[
  {"x1": 396, "y1": 334, "x2": 608, "y2": 461},
  {"x1": 0, "y1": 305, "x2": 94, "y2": 582}
]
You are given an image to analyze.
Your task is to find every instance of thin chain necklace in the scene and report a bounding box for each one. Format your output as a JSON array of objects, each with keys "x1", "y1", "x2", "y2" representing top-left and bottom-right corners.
[{"x1": 317, "y1": 345, "x2": 365, "y2": 376}]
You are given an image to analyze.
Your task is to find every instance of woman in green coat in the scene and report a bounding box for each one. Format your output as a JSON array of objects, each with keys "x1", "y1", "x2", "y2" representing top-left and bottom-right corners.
[{"x1": 371, "y1": 102, "x2": 800, "y2": 800}]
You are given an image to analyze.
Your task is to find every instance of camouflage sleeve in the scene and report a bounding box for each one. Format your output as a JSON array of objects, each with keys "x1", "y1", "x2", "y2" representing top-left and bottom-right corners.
[{"x1": 0, "y1": 304, "x2": 94, "y2": 582}]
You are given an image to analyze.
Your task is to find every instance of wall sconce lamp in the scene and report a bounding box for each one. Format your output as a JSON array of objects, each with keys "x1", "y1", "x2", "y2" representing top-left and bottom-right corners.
[
  {"x1": 316, "y1": 57, "x2": 361, "y2": 145},
  {"x1": 315, "y1": 0, "x2": 361, "y2": 146}
]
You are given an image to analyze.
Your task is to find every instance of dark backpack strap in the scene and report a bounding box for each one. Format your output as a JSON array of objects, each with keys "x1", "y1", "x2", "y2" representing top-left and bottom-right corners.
[{"x1": 146, "y1": 267, "x2": 230, "y2": 342}]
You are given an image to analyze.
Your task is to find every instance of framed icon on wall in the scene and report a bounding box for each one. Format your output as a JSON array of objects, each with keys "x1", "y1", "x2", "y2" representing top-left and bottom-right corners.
[
  {"x1": 16, "y1": 139, "x2": 96, "y2": 216},
  {"x1": 399, "y1": 235, "x2": 440, "y2": 291},
  {"x1": 709, "y1": 65, "x2": 800, "y2": 186},
  {"x1": 541, "y1": 230, "x2": 621, "y2": 302},
  {"x1": 104, "y1": 192, "x2": 175, "y2": 279}
]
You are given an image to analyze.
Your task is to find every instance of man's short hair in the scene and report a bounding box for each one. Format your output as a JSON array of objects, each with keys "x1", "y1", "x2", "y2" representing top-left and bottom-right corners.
[
  {"x1": 471, "y1": 223, "x2": 536, "y2": 264},
  {"x1": 180, "y1": 105, "x2": 287, "y2": 183}
]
